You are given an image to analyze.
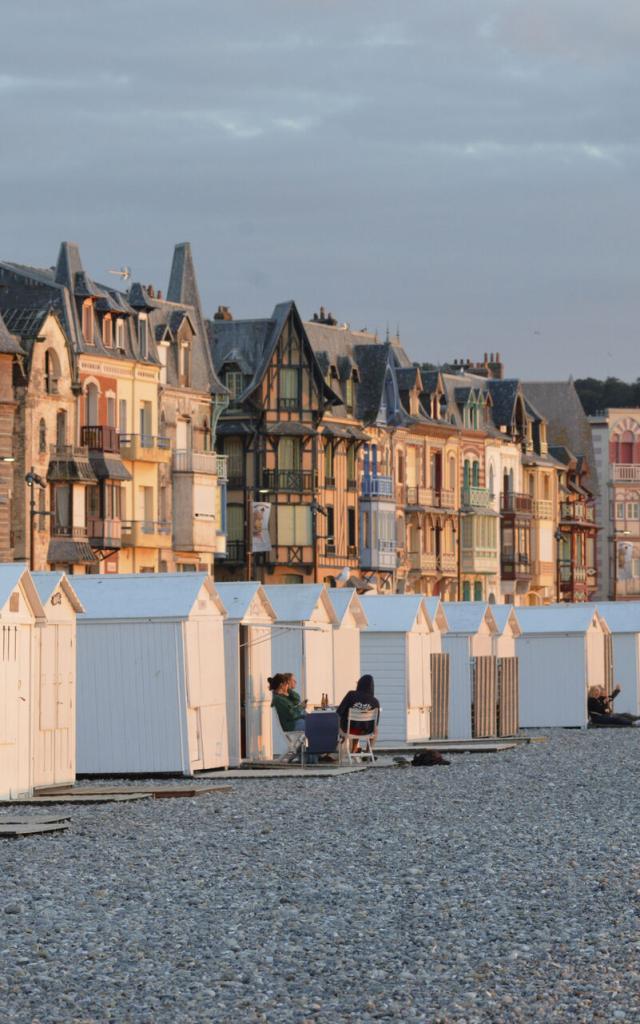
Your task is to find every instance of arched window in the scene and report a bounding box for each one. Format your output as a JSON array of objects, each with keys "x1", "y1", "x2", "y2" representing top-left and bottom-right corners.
[
  {"x1": 463, "y1": 459, "x2": 471, "y2": 488},
  {"x1": 488, "y1": 464, "x2": 495, "y2": 498},
  {"x1": 38, "y1": 418, "x2": 47, "y2": 453},
  {"x1": 85, "y1": 383, "x2": 99, "y2": 425},
  {"x1": 543, "y1": 475, "x2": 550, "y2": 500},
  {"x1": 202, "y1": 418, "x2": 211, "y2": 452},
  {"x1": 620, "y1": 430, "x2": 634, "y2": 464},
  {"x1": 474, "y1": 581, "x2": 483, "y2": 601},
  {"x1": 44, "y1": 349, "x2": 60, "y2": 394},
  {"x1": 449, "y1": 455, "x2": 456, "y2": 490},
  {"x1": 462, "y1": 580, "x2": 471, "y2": 601},
  {"x1": 472, "y1": 461, "x2": 480, "y2": 487},
  {"x1": 397, "y1": 451, "x2": 404, "y2": 484}
]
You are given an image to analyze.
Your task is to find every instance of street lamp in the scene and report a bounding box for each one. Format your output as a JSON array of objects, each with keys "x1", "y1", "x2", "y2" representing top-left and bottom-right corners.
[
  {"x1": 0, "y1": 456, "x2": 16, "y2": 463},
  {"x1": 554, "y1": 528, "x2": 564, "y2": 603},
  {"x1": 25, "y1": 468, "x2": 48, "y2": 571}
]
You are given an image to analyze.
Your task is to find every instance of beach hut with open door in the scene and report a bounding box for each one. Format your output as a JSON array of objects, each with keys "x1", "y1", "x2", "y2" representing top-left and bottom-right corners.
[
  {"x1": 326, "y1": 589, "x2": 369, "y2": 706},
  {"x1": 31, "y1": 572, "x2": 83, "y2": 790},
  {"x1": 216, "y1": 582, "x2": 277, "y2": 766},
  {"x1": 584, "y1": 603, "x2": 640, "y2": 717},
  {"x1": 73, "y1": 573, "x2": 228, "y2": 774},
  {"x1": 360, "y1": 594, "x2": 434, "y2": 743},
  {"x1": 441, "y1": 603, "x2": 499, "y2": 740},
  {"x1": 0, "y1": 564, "x2": 45, "y2": 799},
  {"x1": 489, "y1": 604, "x2": 521, "y2": 737},
  {"x1": 516, "y1": 605, "x2": 609, "y2": 727}
]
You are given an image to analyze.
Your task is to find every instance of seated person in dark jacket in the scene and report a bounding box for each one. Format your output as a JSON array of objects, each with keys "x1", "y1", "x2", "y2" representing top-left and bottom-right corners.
[
  {"x1": 337, "y1": 674, "x2": 380, "y2": 752},
  {"x1": 588, "y1": 685, "x2": 640, "y2": 726}
]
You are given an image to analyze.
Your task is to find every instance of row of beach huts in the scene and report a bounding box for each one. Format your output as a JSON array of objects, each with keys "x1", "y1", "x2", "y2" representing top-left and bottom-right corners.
[{"x1": 1, "y1": 563, "x2": 639, "y2": 799}]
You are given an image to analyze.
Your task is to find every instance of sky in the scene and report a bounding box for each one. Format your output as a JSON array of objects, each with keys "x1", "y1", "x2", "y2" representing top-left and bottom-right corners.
[{"x1": 1, "y1": 0, "x2": 638, "y2": 379}]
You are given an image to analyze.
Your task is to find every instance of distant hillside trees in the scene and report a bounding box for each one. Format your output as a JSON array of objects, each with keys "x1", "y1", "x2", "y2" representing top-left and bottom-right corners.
[{"x1": 574, "y1": 378, "x2": 640, "y2": 416}]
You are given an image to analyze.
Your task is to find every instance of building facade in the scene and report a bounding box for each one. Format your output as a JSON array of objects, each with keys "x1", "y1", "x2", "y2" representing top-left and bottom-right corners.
[{"x1": 591, "y1": 408, "x2": 640, "y2": 600}]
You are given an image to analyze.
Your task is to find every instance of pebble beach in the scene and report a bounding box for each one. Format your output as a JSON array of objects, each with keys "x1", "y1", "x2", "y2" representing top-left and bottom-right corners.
[{"x1": 2, "y1": 729, "x2": 640, "y2": 1023}]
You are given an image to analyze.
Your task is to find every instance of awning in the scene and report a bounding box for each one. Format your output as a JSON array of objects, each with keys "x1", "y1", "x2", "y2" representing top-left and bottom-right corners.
[
  {"x1": 47, "y1": 539, "x2": 98, "y2": 566},
  {"x1": 216, "y1": 421, "x2": 256, "y2": 436},
  {"x1": 265, "y1": 421, "x2": 317, "y2": 437},
  {"x1": 88, "y1": 453, "x2": 132, "y2": 481}
]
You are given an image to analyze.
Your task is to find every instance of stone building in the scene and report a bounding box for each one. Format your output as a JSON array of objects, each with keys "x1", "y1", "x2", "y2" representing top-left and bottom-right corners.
[{"x1": 590, "y1": 407, "x2": 640, "y2": 600}]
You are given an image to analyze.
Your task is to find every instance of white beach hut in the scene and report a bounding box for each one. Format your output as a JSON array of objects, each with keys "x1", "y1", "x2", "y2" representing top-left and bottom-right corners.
[
  {"x1": 0, "y1": 564, "x2": 45, "y2": 799},
  {"x1": 589, "y1": 603, "x2": 640, "y2": 716},
  {"x1": 441, "y1": 603, "x2": 499, "y2": 740},
  {"x1": 326, "y1": 589, "x2": 369, "y2": 706},
  {"x1": 516, "y1": 605, "x2": 609, "y2": 728},
  {"x1": 360, "y1": 594, "x2": 434, "y2": 743},
  {"x1": 31, "y1": 572, "x2": 84, "y2": 790},
  {"x1": 215, "y1": 582, "x2": 277, "y2": 766},
  {"x1": 73, "y1": 573, "x2": 228, "y2": 775}
]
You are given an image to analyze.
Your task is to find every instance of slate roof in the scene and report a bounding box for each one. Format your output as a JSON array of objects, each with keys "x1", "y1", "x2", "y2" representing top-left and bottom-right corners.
[
  {"x1": 522, "y1": 382, "x2": 598, "y2": 495},
  {"x1": 72, "y1": 572, "x2": 225, "y2": 621},
  {"x1": 0, "y1": 310, "x2": 23, "y2": 354},
  {"x1": 486, "y1": 379, "x2": 521, "y2": 429}
]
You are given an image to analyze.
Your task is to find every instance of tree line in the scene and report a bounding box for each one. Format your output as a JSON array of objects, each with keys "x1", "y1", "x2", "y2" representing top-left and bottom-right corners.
[{"x1": 573, "y1": 378, "x2": 640, "y2": 416}]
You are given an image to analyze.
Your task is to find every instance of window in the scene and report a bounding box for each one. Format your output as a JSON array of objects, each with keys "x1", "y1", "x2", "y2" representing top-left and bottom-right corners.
[
  {"x1": 474, "y1": 581, "x2": 483, "y2": 601},
  {"x1": 362, "y1": 510, "x2": 370, "y2": 548},
  {"x1": 224, "y1": 437, "x2": 244, "y2": 482},
  {"x1": 278, "y1": 437, "x2": 301, "y2": 471},
  {"x1": 103, "y1": 316, "x2": 113, "y2": 348},
  {"x1": 179, "y1": 344, "x2": 191, "y2": 387},
  {"x1": 620, "y1": 430, "x2": 634, "y2": 465},
  {"x1": 139, "y1": 401, "x2": 152, "y2": 440},
  {"x1": 346, "y1": 507, "x2": 356, "y2": 548},
  {"x1": 472, "y1": 461, "x2": 480, "y2": 487},
  {"x1": 324, "y1": 443, "x2": 334, "y2": 482},
  {"x1": 449, "y1": 455, "x2": 456, "y2": 490},
  {"x1": 463, "y1": 460, "x2": 471, "y2": 488},
  {"x1": 44, "y1": 349, "x2": 60, "y2": 394},
  {"x1": 277, "y1": 506, "x2": 312, "y2": 545},
  {"x1": 56, "y1": 410, "x2": 67, "y2": 448},
  {"x1": 627, "y1": 503, "x2": 640, "y2": 520},
  {"x1": 345, "y1": 377, "x2": 354, "y2": 412},
  {"x1": 462, "y1": 581, "x2": 471, "y2": 601},
  {"x1": 119, "y1": 399, "x2": 127, "y2": 434},
  {"x1": 225, "y1": 370, "x2": 245, "y2": 402},
  {"x1": 82, "y1": 301, "x2": 94, "y2": 344},
  {"x1": 326, "y1": 506, "x2": 335, "y2": 544},
  {"x1": 85, "y1": 383, "x2": 99, "y2": 425},
  {"x1": 397, "y1": 452, "x2": 404, "y2": 484},
  {"x1": 86, "y1": 485, "x2": 100, "y2": 520},
  {"x1": 158, "y1": 344, "x2": 168, "y2": 385},
  {"x1": 38, "y1": 418, "x2": 47, "y2": 453},
  {"x1": 115, "y1": 319, "x2": 125, "y2": 350},
  {"x1": 138, "y1": 317, "x2": 148, "y2": 359},
  {"x1": 53, "y1": 484, "x2": 71, "y2": 532},
  {"x1": 488, "y1": 464, "x2": 495, "y2": 498},
  {"x1": 347, "y1": 445, "x2": 356, "y2": 483},
  {"x1": 106, "y1": 396, "x2": 116, "y2": 428},
  {"x1": 279, "y1": 368, "x2": 300, "y2": 409},
  {"x1": 543, "y1": 475, "x2": 550, "y2": 500},
  {"x1": 616, "y1": 502, "x2": 625, "y2": 520},
  {"x1": 227, "y1": 504, "x2": 244, "y2": 541}
]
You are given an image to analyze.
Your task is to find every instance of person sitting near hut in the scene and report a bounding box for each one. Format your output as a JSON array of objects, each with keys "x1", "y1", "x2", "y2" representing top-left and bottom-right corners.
[
  {"x1": 269, "y1": 673, "x2": 307, "y2": 761},
  {"x1": 337, "y1": 674, "x2": 380, "y2": 754},
  {"x1": 588, "y1": 685, "x2": 640, "y2": 727}
]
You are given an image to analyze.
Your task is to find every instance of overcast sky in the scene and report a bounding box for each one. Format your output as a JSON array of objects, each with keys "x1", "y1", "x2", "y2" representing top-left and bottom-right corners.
[{"x1": 2, "y1": 0, "x2": 638, "y2": 379}]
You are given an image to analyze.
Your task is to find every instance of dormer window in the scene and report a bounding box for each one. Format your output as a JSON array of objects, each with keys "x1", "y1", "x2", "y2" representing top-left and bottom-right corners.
[
  {"x1": 225, "y1": 368, "x2": 245, "y2": 404},
  {"x1": 279, "y1": 368, "x2": 300, "y2": 411},
  {"x1": 179, "y1": 343, "x2": 191, "y2": 387},
  {"x1": 138, "y1": 317, "x2": 148, "y2": 359},
  {"x1": 82, "y1": 301, "x2": 94, "y2": 345},
  {"x1": 115, "y1": 319, "x2": 125, "y2": 350},
  {"x1": 103, "y1": 315, "x2": 113, "y2": 348},
  {"x1": 44, "y1": 349, "x2": 60, "y2": 395},
  {"x1": 158, "y1": 344, "x2": 168, "y2": 386},
  {"x1": 345, "y1": 376, "x2": 354, "y2": 413}
]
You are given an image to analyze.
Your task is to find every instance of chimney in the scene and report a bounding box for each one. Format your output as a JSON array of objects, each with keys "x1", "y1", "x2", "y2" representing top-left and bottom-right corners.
[
  {"x1": 214, "y1": 305, "x2": 233, "y2": 321},
  {"x1": 157, "y1": 290, "x2": 163, "y2": 300},
  {"x1": 147, "y1": 284, "x2": 155, "y2": 298}
]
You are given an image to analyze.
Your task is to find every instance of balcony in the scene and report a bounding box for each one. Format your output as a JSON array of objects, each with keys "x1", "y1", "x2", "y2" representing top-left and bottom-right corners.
[
  {"x1": 612, "y1": 464, "x2": 640, "y2": 482},
  {"x1": 360, "y1": 539, "x2": 397, "y2": 571},
  {"x1": 461, "y1": 548, "x2": 499, "y2": 573},
  {"x1": 461, "y1": 486, "x2": 491, "y2": 509},
  {"x1": 361, "y1": 475, "x2": 394, "y2": 499},
  {"x1": 434, "y1": 488, "x2": 456, "y2": 509},
  {"x1": 560, "y1": 501, "x2": 595, "y2": 524},
  {"x1": 47, "y1": 445, "x2": 95, "y2": 483},
  {"x1": 50, "y1": 524, "x2": 90, "y2": 540},
  {"x1": 405, "y1": 486, "x2": 434, "y2": 508},
  {"x1": 121, "y1": 520, "x2": 171, "y2": 548},
  {"x1": 408, "y1": 551, "x2": 437, "y2": 573},
  {"x1": 437, "y1": 552, "x2": 458, "y2": 574},
  {"x1": 216, "y1": 455, "x2": 228, "y2": 483},
  {"x1": 172, "y1": 449, "x2": 220, "y2": 475},
  {"x1": 261, "y1": 469, "x2": 316, "y2": 492},
  {"x1": 81, "y1": 425, "x2": 120, "y2": 453},
  {"x1": 500, "y1": 552, "x2": 532, "y2": 581},
  {"x1": 87, "y1": 516, "x2": 121, "y2": 550},
  {"x1": 501, "y1": 492, "x2": 533, "y2": 515},
  {"x1": 559, "y1": 562, "x2": 589, "y2": 584},
  {"x1": 225, "y1": 540, "x2": 246, "y2": 563},
  {"x1": 532, "y1": 499, "x2": 553, "y2": 519},
  {"x1": 119, "y1": 434, "x2": 171, "y2": 464}
]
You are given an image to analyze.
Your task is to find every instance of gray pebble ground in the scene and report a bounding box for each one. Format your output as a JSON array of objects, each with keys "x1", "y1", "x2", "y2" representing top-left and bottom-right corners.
[{"x1": 1, "y1": 729, "x2": 640, "y2": 1023}]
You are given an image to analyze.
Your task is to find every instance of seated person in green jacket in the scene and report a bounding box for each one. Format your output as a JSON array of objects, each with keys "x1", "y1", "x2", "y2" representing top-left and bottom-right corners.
[{"x1": 269, "y1": 672, "x2": 307, "y2": 733}]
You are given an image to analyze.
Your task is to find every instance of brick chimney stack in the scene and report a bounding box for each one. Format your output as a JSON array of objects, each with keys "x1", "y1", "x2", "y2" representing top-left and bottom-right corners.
[{"x1": 214, "y1": 305, "x2": 233, "y2": 321}]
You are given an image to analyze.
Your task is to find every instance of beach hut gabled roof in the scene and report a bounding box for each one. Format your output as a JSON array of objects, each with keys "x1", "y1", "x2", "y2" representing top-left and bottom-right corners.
[
  {"x1": 489, "y1": 604, "x2": 521, "y2": 638},
  {"x1": 441, "y1": 602, "x2": 498, "y2": 636},
  {"x1": 71, "y1": 572, "x2": 225, "y2": 621},
  {"x1": 326, "y1": 589, "x2": 368, "y2": 628},
  {"x1": 215, "y1": 582, "x2": 276, "y2": 622},
  {"x1": 516, "y1": 604, "x2": 607, "y2": 636},
  {"x1": 262, "y1": 584, "x2": 338, "y2": 625},
  {"x1": 587, "y1": 602, "x2": 640, "y2": 634},
  {"x1": 31, "y1": 571, "x2": 84, "y2": 613},
  {"x1": 0, "y1": 563, "x2": 45, "y2": 620},
  {"x1": 423, "y1": 596, "x2": 449, "y2": 633},
  {"x1": 361, "y1": 594, "x2": 432, "y2": 633}
]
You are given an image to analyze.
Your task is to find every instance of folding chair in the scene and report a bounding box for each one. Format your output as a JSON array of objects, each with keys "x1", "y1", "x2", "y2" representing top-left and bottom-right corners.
[
  {"x1": 340, "y1": 708, "x2": 379, "y2": 764},
  {"x1": 301, "y1": 712, "x2": 339, "y2": 767}
]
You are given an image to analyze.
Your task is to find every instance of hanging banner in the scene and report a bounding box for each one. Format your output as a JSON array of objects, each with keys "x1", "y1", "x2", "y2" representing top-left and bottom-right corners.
[{"x1": 251, "y1": 501, "x2": 272, "y2": 552}]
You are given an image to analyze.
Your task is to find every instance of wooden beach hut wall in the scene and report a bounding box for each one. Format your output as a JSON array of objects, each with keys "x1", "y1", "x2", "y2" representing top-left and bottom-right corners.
[
  {"x1": 440, "y1": 604, "x2": 499, "y2": 740},
  {"x1": 326, "y1": 589, "x2": 369, "y2": 706},
  {"x1": 423, "y1": 597, "x2": 451, "y2": 740},
  {"x1": 515, "y1": 605, "x2": 610, "y2": 728},
  {"x1": 215, "y1": 582, "x2": 277, "y2": 766},
  {"x1": 488, "y1": 604, "x2": 521, "y2": 737},
  {"x1": 0, "y1": 565, "x2": 45, "y2": 800},
  {"x1": 31, "y1": 572, "x2": 83, "y2": 790},
  {"x1": 360, "y1": 595, "x2": 434, "y2": 743},
  {"x1": 263, "y1": 584, "x2": 338, "y2": 757},
  {"x1": 73, "y1": 573, "x2": 228, "y2": 775}
]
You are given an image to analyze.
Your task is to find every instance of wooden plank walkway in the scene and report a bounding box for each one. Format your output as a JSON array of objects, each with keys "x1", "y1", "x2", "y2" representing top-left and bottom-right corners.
[
  {"x1": 198, "y1": 766, "x2": 368, "y2": 780},
  {"x1": 33, "y1": 785, "x2": 231, "y2": 800},
  {"x1": 0, "y1": 820, "x2": 70, "y2": 837},
  {"x1": 1, "y1": 793, "x2": 152, "y2": 806},
  {"x1": 376, "y1": 741, "x2": 518, "y2": 755}
]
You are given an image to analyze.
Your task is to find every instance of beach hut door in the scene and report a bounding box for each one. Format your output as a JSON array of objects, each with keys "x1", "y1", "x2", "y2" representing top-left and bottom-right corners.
[
  {"x1": 406, "y1": 633, "x2": 429, "y2": 739},
  {"x1": 243, "y1": 626, "x2": 272, "y2": 761},
  {"x1": 430, "y1": 653, "x2": 450, "y2": 739},
  {"x1": 471, "y1": 656, "x2": 497, "y2": 738},
  {"x1": 496, "y1": 657, "x2": 519, "y2": 737}
]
